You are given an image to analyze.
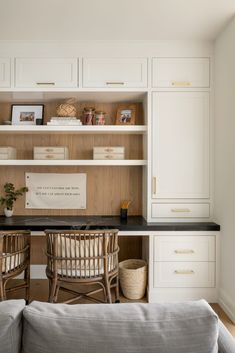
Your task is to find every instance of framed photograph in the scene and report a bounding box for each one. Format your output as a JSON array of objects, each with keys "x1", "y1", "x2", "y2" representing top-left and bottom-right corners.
[
  {"x1": 11, "y1": 104, "x2": 44, "y2": 125},
  {"x1": 116, "y1": 104, "x2": 136, "y2": 125}
]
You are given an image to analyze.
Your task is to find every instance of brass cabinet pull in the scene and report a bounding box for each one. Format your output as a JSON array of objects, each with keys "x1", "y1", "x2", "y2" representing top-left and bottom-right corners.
[
  {"x1": 174, "y1": 270, "x2": 195, "y2": 275},
  {"x1": 153, "y1": 177, "x2": 157, "y2": 195},
  {"x1": 171, "y1": 208, "x2": 191, "y2": 213},
  {"x1": 104, "y1": 148, "x2": 114, "y2": 152},
  {"x1": 45, "y1": 155, "x2": 54, "y2": 159},
  {"x1": 174, "y1": 249, "x2": 195, "y2": 254},
  {"x1": 45, "y1": 148, "x2": 54, "y2": 152},
  {"x1": 171, "y1": 81, "x2": 191, "y2": 86},
  {"x1": 106, "y1": 81, "x2": 125, "y2": 85},
  {"x1": 104, "y1": 155, "x2": 114, "y2": 159},
  {"x1": 36, "y1": 82, "x2": 55, "y2": 85}
]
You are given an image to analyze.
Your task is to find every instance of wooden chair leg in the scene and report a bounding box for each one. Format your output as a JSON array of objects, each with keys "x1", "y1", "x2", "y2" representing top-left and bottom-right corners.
[
  {"x1": 0, "y1": 280, "x2": 6, "y2": 301},
  {"x1": 115, "y1": 276, "x2": 120, "y2": 303},
  {"x1": 104, "y1": 277, "x2": 112, "y2": 304},
  {"x1": 49, "y1": 278, "x2": 57, "y2": 303},
  {"x1": 24, "y1": 265, "x2": 30, "y2": 304},
  {"x1": 54, "y1": 283, "x2": 60, "y2": 303}
]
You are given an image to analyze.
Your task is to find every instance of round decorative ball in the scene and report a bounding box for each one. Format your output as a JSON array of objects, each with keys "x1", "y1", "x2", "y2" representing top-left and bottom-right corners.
[{"x1": 56, "y1": 103, "x2": 77, "y2": 117}]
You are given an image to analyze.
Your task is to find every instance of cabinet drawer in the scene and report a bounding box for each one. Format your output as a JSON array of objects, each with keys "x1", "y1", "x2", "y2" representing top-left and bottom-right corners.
[
  {"x1": 83, "y1": 58, "x2": 147, "y2": 88},
  {"x1": 153, "y1": 262, "x2": 215, "y2": 288},
  {"x1": 93, "y1": 153, "x2": 124, "y2": 160},
  {"x1": 154, "y1": 236, "x2": 215, "y2": 262},
  {"x1": 34, "y1": 153, "x2": 67, "y2": 160},
  {"x1": 0, "y1": 58, "x2": 11, "y2": 88},
  {"x1": 15, "y1": 58, "x2": 78, "y2": 88},
  {"x1": 0, "y1": 147, "x2": 16, "y2": 159},
  {"x1": 152, "y1": 58, "x2": 210, "y2": 88},
  {"x1": 151, "y1": 203, "x2": 210, "y2": 218},
  {"x1": 34, "y1": 147, "x2": 67, "y2": 154},
  {"x1": 93, "y1": 147, "x2": 125, "y2": 154}
]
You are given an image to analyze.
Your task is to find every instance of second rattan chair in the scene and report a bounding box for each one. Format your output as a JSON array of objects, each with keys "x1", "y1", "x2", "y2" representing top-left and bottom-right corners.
[
  {"x1": 45, "y1": 229, "x2": 119, "y2": 304},
  {"x1": 0, "y1": 230, "x2": 31, "y2": 302}
]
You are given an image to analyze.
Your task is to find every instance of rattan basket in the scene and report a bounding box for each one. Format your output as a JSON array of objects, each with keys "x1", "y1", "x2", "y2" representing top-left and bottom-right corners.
[{"x1": 119, "y1": 259, "x2": 147, "y2": 300}]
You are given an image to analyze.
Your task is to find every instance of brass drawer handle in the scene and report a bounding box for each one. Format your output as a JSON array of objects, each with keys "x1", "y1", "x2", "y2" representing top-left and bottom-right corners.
[
  {"x1": 45, "y1": 155, "x2": 54, "y2": 159},
  {"x1": 45, "y1": 148, "x2": 54, "y2": 152},
  {"x1": 174, "y1": 270, "x2": 195, "y2": 275},
  {"x1": 104, "y1": 148, "x2": 114, "y2": 152},
  {"x1": 104, "y1": 155, "x2": 114, "y2": 159},
  {"x1": 106, "y1": 81, "x2": 125, "y2": 85},
  {"x1": 172, "y1": 81, "x2": 191, "y2": 86},
  {"x1": 174, "y1": 249, "x2": 195, "y2": 254},
  {"x1": 171, "y1": 208, "x2": 191, "y2": 213},
  {"x1": 153, "y1": 177, "x2": 157, "y2": 195},
  {"x1": 36, "y1": 82, "x2": 55, "y2": 85}
]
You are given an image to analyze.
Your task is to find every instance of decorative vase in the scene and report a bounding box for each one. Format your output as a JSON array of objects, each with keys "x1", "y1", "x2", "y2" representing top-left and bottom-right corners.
[{"x1": 4, "y1": 208, "x2": 14, "y2": 217}]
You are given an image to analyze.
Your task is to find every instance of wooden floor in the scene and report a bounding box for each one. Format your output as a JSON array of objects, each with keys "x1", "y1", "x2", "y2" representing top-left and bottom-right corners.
[{"x1": 6, "y1": 279, "x2": 235, "y2": 337}]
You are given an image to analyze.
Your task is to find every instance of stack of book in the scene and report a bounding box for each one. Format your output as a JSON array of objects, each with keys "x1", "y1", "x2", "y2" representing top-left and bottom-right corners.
[{"x1": 47, "y1": 117, "x2": 82, "y2": 126}]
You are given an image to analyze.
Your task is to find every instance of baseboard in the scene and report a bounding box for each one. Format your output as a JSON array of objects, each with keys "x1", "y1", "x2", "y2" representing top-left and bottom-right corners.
[
  {"x1": 219, "y1": 289, "x2": 235, "y2": 324},
  {"x1": 17, "y1": 265, "x2": 47, "y2": 279}
]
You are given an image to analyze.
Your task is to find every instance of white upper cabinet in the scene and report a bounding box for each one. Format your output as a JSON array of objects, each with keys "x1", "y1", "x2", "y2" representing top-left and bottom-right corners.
[
  {"x1": 0, "y1": 58, "x2": 11, "y2": 88},
  {"x1": 152, "y1": 58, "x2": 210, "y2": 88},
  {"x1": 15, "y1": 58, "x2": 78, "y2": 88},
  {"x1": 152, "y1": 92, "x2": 210, "y2": 199},
  {"x1": 82, "y1": 58, "x2": 148, "y2": 88}
]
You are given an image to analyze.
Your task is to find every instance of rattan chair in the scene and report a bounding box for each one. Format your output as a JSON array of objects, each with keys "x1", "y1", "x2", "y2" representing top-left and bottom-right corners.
[
  {"x1": 0, "y1": 230, "x2": 31, "y2": 302},
  {"x1": 45, "y1": 229, "x2": 119, "y2": 304}
]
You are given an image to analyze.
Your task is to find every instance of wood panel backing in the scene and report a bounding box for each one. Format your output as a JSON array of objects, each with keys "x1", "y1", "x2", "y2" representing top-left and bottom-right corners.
[
  {"x1": 31, "y1": 236, "x2": 142, "y2": 265},
  {"x1": 0, "y1": 134, "x2": 143, "y2": 160},
  {"x1": 0, "y1": 102, "x2": 144, "y2": 125},
  {"x1": 0, "y1": 166, "x2": 142, "y2": 215}
]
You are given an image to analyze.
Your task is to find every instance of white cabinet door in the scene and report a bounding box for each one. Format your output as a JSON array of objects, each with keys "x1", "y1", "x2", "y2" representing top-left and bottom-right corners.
[
  {"x1": 152, "y1": 58, "x2": 210, "y2": 88},
  {"x1": 15, "y1": 58, "x2": 78, "y2": 88},
  {"x1": 83, "y1": 58, "x2": 147, "y2": 88},
  {"x1": 0, "y1": 58, "x2": 11, "y2": 88},
  {"x1": 152, "y1": 92, "x2": 209, "y2": 199}
]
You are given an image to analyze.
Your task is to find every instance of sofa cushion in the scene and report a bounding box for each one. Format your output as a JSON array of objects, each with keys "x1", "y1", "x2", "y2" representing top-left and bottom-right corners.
[
  {"x1": 0, "y1": 299, "x2": 25, "y2": 353},
  {"x1": 22, "y1": 299, "x2": 219, "y2": 353}
]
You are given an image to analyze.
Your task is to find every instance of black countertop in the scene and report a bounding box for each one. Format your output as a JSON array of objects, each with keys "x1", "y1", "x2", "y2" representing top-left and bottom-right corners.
[{"x1": 0, "y1": 216, "x2": 220, "y2": 231}]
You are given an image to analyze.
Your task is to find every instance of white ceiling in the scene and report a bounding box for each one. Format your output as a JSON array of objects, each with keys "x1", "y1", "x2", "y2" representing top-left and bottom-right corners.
[{"x1": 0, "y1": 0, "x2": 234, "y2": 40}]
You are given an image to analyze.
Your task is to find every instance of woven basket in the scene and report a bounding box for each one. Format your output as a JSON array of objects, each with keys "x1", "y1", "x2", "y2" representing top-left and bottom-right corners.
[{"x1": 119, "y1": 259, "x2": 147, "y2": 300}]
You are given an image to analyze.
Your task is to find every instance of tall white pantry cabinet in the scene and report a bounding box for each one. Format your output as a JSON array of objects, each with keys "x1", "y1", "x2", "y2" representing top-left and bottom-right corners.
[{"x1": 0, "y1": 42, "x2": 219, "y2": 303}]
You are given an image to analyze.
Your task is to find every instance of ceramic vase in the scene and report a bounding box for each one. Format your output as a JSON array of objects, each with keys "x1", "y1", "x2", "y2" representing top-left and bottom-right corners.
[{"x1": 4, "y1": 208, "x2": 14, "y2": 217}]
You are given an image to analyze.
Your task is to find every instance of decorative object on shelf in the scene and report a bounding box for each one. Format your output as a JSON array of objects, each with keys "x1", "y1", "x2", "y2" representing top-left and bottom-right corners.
[
  {"x1": 11, "y1": 104, "x2": 44, "y2": 125},
  {"x1": 0, "y1": 147, "x2": 16, "y2": 160},
  {"x1": 33, "y1": 146, "x2": 69, "y2": 160},
  {"x1": 95, "y1": 111, "x2": 106, "y2": 125},
  {"x1": 93, "y1": 146, "x2": 125, "y2": 160},
  {"x1": 116, "y1": 104, "x2": 136, "y2": 125},
  {"x1": 56, "y1": 98, "x2": 77, "y2": 117},
  {"x1": 0, "y1": 182, "x2": 28, "y2": 217},
  {"x1": 47, "y1": 117, "x2": 82, "y2": 126},
  {"x1": 83, "y1": 107, "x2": 95, "y2": 125},
  {"x1": 120, "y1": 200, "x2": 131, "y2": 219}
]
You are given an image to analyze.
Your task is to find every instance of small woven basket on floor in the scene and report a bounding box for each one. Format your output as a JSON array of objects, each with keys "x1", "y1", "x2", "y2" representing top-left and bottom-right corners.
[{"x1": 119, "y1": 259, "x2": 147, "y2": 300}]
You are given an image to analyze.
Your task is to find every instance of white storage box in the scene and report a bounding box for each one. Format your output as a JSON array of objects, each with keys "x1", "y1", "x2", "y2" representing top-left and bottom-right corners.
[
  {"x1": 34, "y1": 146, "x2": 69, "y2": 160},
  {"x1": 0, "y1": 147, "x2": 16, "y2": 159},
  {"x1": 93, "y1": 146, "x2": 125, "y2": 160}
]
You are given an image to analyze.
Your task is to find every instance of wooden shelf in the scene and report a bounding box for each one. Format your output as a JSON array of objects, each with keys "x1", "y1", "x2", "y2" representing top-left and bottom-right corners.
[
  {"x1": 0, "y1": 125, "x2": 147, "y2": 134},
  {"x1": 0, "y1": 159, "x2": 147, "y2": 166}
]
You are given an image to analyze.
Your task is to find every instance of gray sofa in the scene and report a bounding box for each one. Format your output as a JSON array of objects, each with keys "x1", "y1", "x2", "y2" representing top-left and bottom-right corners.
[{"x1": 0, "y1": 300, "x2": 235, "y2": 353}]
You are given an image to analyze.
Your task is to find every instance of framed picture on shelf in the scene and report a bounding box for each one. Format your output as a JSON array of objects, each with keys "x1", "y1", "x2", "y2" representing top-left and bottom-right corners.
[
  {"x1": 11, "y1": 104, "x2": 44, "y2": 125},
  {"x1": 115, "y1": 104, "x2": 136, "y2": 125}
]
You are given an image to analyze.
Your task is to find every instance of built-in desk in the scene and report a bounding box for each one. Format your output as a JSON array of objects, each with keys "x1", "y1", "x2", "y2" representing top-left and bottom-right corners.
[
  {"x1": 0, "y1": 215, "x2": 220, "y2": 232},
  {"x1": 0, "y1": 216, "x2": 220, "y2": 303}
]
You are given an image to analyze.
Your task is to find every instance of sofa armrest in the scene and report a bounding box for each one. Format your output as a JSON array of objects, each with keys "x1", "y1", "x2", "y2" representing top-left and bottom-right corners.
[{"x1": 218, "y1": 320, "x2": 235, "y2": 353}]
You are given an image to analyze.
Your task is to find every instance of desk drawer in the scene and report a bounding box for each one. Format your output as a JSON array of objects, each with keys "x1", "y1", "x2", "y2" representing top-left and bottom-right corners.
[
  {"x1": 154, "y1": 236, "x2": 215, "y2": 262},
  {"x1": 151, "y1": 203, "x2": 210, "y2": 218},
  {"x1": 153, "y1": 262, "x2": 215, "y2": 288}
]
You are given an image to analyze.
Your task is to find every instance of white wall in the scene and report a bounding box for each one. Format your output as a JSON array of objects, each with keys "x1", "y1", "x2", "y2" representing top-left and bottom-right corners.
[{"x1": 215, "y1": 16, "x2": 235, "y2": 322}]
